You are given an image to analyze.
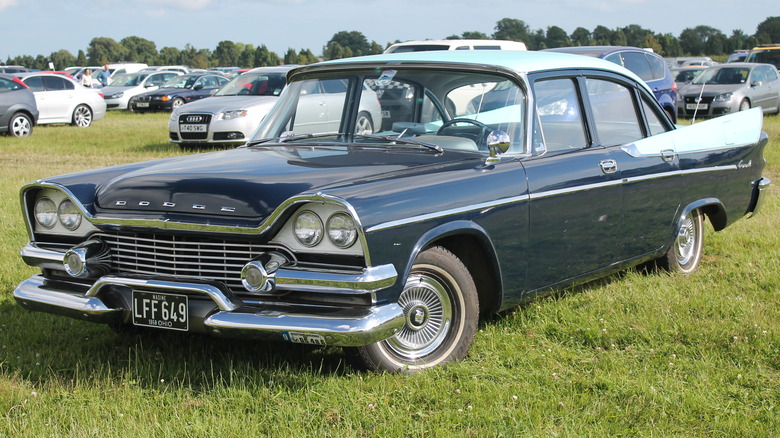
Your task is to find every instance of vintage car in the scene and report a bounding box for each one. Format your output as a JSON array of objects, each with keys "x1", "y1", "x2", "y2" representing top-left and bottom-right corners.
[{"x1": 14, "y1": 51, "x2": 770, "y2": 372}]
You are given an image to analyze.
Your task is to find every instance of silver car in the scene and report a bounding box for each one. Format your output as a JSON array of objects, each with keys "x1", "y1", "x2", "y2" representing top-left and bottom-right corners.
[
  {"x1": 168, "y1": 65, "x2": 383, "y2": 148},
  {"x1": 677, "y1": 63, "x2": 780, "y2": 118}
]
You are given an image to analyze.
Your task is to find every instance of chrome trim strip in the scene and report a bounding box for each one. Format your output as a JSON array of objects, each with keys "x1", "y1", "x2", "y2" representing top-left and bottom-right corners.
[
  {"x1": 84, "y1": 276, "x2": 241, "y2": 311},
  {"x1": 20, "y1": 243, "x2": 397, "y2": 295},
  {"x1": 366, "y1": 195, "x2": 529, "y2": 232},
  {"x1": 529, "y1": 179, "x2": 622, "y2": 201}
]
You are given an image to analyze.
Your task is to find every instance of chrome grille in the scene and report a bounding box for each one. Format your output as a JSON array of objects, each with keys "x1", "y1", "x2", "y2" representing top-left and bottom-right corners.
[{"x1": 98, "y1": 232, "x2": 285, "y2": 293}]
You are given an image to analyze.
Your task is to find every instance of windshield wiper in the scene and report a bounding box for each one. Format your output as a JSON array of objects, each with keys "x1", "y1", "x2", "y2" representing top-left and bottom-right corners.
[
  {"x1": 246, "y1": 132, "x2": 345, "y2": 147},
  {"x1": 352, "y1": 134, "x2": 443, "y2": 153}
]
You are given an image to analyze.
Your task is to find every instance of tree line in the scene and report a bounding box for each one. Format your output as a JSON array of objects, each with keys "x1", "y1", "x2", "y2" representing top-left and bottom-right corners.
[{"x1": 4, "y1": 16, "x2": 779, "y2": 71}]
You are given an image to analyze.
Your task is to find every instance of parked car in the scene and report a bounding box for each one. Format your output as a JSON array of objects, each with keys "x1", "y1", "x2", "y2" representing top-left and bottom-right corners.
[
  {"x1": 101, "y1": 70, "x2": 181, "y2": 109},
  {"x1": 545, "y1": 46, "x2": 678, "y2": 122},
  {"x1": 14, "y1": 51, "x2": 770, "y2": 373},
  {"x1": 671, "y1": 65, "x2": 708, "y2": 89},
  {"x1": 0, "y1": 65, "x2": 32, "y2": 74},
  {"x1": 129, "y1": 73, "x2": 230, "y2": 112},
  {"x1": 745, "y1": 45, "x2": 780, "y2": 71},
  {"x1": 726, "y1": 51, "x2": 749, "y2": 63},
  {"x1": 139, "y1": 65, "x2": 190, "y2": 75},
  {"x1": 385, "y1": 39, "x2": 527, "y2": 53},
  {"x1": 167, "y1": 66, "x2": 295, "y2": 147},
  {"x1": 15, "y1": 72, "x2": 106, "y2": 127},
  {"x1": 676, "y1": 62, "x2": 780, "y2": 118},
  {"x1": 0, "y1": 73, "x2": 38, "y2": 137}
]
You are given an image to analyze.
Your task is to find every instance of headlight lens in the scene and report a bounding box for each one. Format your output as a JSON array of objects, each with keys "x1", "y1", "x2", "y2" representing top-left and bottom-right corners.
[
  {"x1": 34, "y1": 197, "x2": 57, "y2": 229},
  {"x1": 57, "y1": 199, "x2": 82, "y2": 231},
  {"x1": 293, "y1": 210, "x2": 323, "y2": 247},
  {"x1": 714, "y1": 92, "x2": 733, "y2": 102},
  {"x1": 327, "y1": 213, "x2": 357, "y2": 248},
  {"x1": 221, "y1": 110, "x2": 248, "y2": 120},
  {"x1": 109, "y1": 92, "x2": 124, "y2": 99}
]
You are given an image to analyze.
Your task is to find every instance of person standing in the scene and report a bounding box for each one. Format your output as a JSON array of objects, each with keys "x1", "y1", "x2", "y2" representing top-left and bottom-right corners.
[
  {"x1": 96, "y1": 65, "x2": 110, "y2": 87},
  {"x1": 81, "y1": 68, "x2": 94, "y2": 88}
]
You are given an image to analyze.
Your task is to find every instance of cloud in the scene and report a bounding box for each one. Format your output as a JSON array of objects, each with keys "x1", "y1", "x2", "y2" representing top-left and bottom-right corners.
[
  {"x1": 0, "y1": 0, "x2": 19, "y2": 11},
  {"x1": 139, "y1": 0, "x2": 212, "y2": 11}
]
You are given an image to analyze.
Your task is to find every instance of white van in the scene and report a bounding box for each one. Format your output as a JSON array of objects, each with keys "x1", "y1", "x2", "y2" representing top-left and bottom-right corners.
[{"x1": 384, "y1": 39, "x2": 527, "y2": 54}]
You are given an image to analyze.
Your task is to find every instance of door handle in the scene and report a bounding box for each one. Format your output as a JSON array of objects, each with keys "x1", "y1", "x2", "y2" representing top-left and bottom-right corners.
[
  {"x1": 660, "y1": 149, "x2": 676, "y2": 162},
  {"x1": 599, "y1": 159, "x2": 618, "y2": 174}
]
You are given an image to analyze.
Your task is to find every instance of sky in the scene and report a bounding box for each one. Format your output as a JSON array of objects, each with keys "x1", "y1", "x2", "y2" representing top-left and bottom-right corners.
[{"x1": 0, "y1": 0, "x2": 776, "y2": 63}]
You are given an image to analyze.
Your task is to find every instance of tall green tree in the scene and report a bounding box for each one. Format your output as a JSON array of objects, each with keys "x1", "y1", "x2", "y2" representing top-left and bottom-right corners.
[
  {"x1": 460, "y1": 31, "x2": 489, "y2": 40},
  {"x1": 214, "y1": 40, "x2": 239, "y2": 67},
  {"x1": 254, "y1": 45, "x2": 280, "y2": 67},
  {"x1": 545, "y1": 26, "x2": 571, "y2": 48},
  {"x1": 87, "y1": 37, "x2": 126, "y2": 64},
  {"x1": 570, "y1": 27, "x2": 592, "y2": 46},
  {"x1": 592, "y1": 26, "x2": 614, "y2": 45},
  {"x1": 326, "y1": 31, "x2": 371, "y2": 57},
  {"x1": 158, "y1": 47, "x2": 182, "y2": 65},
  {"x1": 49, "y1": 49, "x2": 76, "y2": 70},
  {"x1": 755, "y1": 16, "x2": 780, "y2": 44},
  {"x1": 76, "y1": 50, "x2": 87, "y2": 66},
  {"x1": 120, "y1": 36, "x2": 157, "y2": 64},
  {"x1": 493, "y1": 18, "x2": 531, "y2": 43}
]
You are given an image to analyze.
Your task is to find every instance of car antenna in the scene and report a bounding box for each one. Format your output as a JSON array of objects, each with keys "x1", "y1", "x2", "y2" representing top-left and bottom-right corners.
[{"x1": 690, "y1": 77, "x2": 708, "y2": 124}]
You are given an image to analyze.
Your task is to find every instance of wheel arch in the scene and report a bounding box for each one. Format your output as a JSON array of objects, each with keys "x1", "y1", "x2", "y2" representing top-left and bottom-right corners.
[
  {"x1": 405, "y1": 220, "x2": 503, "y2": 315},
  {"x1": 681, "y1": 198, "x2": 727, "y2": 231}
]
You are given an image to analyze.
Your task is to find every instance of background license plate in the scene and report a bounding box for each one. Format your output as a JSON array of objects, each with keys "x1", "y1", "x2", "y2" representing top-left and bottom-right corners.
[
  {"x1": 180, "y1": 124, "x2": 207, "y2": 132},
  {"x1": 136, "y1": 102, "x2": 149, "y2": 107},
  {"x1": 686, "y1": 103, "x2": 708, "y2": 110},
  {"x1": 132, "y1": 291, "x2": 188, "y2": 331}
]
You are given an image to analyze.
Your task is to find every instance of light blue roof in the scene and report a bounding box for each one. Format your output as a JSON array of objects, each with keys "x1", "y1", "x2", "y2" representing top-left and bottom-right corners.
[{"x1": 313, "y1": 50, "x2": 651, "y2": 93}]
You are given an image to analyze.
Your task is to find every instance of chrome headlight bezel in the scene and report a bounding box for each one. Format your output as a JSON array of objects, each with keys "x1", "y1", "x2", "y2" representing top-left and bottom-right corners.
[
  {"x1": 27, "y1": 187, "x2": 98, "y2": 237},
  {"x1": 292, "y1": 210, "x2": 324, "y2": 247},
  {"x1": 57, "y1": 199, "x2": 82, "y2": 231},
  {"x1": 271, "y1": 202, "x2": 365, "y2": 257},
  {"x1": 34, "y1": 197, "x2": 58, "y2": 229},
  {"x1": 326, "y1": 212, "x2": 358, "y2": 249}
]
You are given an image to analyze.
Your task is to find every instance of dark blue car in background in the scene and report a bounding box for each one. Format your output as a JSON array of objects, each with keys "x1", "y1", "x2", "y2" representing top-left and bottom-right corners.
[
  {"x1": 545, "y1": 46, "x2": 678, "y2": 122},
  {"x1": 130, "y1": 73, "x2": 229, "y2": 112}
]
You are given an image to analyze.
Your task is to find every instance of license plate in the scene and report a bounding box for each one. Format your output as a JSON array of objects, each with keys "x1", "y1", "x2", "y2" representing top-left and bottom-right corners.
[
  {"x1": 132, "y1": 291, "x2": 188, "y2": 331},
  {"x1": 282, "y1": 331, "x2": 327, "y2": 345},
  {"x1": 136, "y1": 102, "x2": 150, "y2": 108},
  {"x1": 381, "y1": 110, "x2": 391, "y2": 118},
  {"x1": 686, "y1": 103, "x2": 708, "y2": 110},
  {"x1": 180, "y1": 124, "x2": 207, "y2": 132}
]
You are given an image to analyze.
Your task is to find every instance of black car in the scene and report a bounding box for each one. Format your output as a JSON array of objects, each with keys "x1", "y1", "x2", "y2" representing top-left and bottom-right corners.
[
  {"x1": 129, "y1": 73, "x2": 229, "y2": 112},
  {"x1": 0, "y1": 73, "x2": 38, "y2": 137}
]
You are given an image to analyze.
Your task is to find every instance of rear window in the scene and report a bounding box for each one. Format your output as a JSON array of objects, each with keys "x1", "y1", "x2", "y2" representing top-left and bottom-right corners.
[
  {"x1": 0, "y1": 77, "x2": 25, "y2": 92},
  {"x1": 620, "y1": 52, "x2": 653, "y2": 81}
]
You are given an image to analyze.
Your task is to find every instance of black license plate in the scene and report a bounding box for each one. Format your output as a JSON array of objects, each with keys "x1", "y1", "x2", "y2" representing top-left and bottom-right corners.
[{"x1": 132, "y1": 291, "x2": 188, "y2": 331}]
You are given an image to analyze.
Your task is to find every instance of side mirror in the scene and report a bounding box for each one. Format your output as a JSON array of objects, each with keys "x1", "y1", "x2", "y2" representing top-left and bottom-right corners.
[
  {"x1": 485, "y1": 130, "x2": 510, "y2": 163},
  {"x1": 751, "y1": 81, "x2": 762, "y2": 88},
  {"x1": 194, "y1": 84, "x2": 204, "y2": 90}
]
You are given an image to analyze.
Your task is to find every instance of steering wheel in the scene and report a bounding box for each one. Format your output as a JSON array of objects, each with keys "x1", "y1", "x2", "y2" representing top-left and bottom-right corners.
[{"x1": 437, "y1": 118, "x2": 491, "y2": 149}]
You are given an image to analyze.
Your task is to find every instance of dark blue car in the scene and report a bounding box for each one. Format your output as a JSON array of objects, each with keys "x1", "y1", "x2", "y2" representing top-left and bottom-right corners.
[
  {"x1": 130, "y1": 73, "x2": 229, "y2": 112},
  {"x1": 14, "y1": 51, "x2": 768, "y2": 372},
  {"x1": 544, "y1": 46, "x2": 678, "y2": 122}
]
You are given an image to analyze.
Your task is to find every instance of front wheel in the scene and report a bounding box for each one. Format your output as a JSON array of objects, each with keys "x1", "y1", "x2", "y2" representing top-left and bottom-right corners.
[
  {"x1": 739, "y1": 99, "x2": 751, "y2": 112},
  {"x1": 172, "y1": 97, "x2": 186, "y2": 110},
  {"x1": 9, "y1": 112, "x2": 33, "y2": 137},
  {"x1": 356, "y1": 246, "x2": 478, "y2": 372},
  {"x1": 72, "y1": 104, "x2": 93, "y2": 127},
  {"x1": 660, "y1": 209, "x2": 704, "y2": 274}
]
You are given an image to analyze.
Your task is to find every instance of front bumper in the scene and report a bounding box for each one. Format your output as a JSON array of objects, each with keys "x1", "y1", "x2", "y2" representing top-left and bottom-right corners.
[
  {"x1": 15, "y1": 274, "x2": 404, "y2": 346},
  {"x1": 15, "y1": 243, "x2": 404, "y2": 347}
]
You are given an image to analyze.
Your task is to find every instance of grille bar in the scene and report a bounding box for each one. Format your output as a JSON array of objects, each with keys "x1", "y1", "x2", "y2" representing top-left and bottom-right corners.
[{"x1": 99, "y1": 233, "x2": 287, "y2": 293}]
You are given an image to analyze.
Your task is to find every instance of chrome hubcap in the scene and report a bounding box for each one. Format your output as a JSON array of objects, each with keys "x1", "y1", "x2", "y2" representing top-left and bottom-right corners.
[
  {"x1": 75, "y1": 107, "x2": 91, "y2": 127},
  {"x1": 675, "y1": 213, "x2": 696, "y2": 266},
  {"x1": 12, "y1": 117, "x2": 30, "y2": 136},
  {"x1": 356, "y1": 116, "x2": 372, "y2": 135},
  {"x1": 386, "y1": 273, "x2": 452, "y2": 359}
]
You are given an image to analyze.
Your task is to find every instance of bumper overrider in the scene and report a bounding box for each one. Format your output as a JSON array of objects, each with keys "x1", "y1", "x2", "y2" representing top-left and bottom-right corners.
[{"x1": 14, "y1": 243, "x2": 404, "y2": 347}]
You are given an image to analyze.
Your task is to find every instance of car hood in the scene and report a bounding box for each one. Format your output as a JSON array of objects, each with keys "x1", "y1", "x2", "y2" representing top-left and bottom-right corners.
[
  {"x1": 175, "y1": 95, "x2": 279, "y2": 113},
  {"x1": 93, "y1": 145, "x2": 480, "y2": 219},
  {"x1": 101, "y1": 85, "x2": 140, "y2": 95},
  {"x1": 679, "y1": 83, "x2": 743, "y2": 95}
]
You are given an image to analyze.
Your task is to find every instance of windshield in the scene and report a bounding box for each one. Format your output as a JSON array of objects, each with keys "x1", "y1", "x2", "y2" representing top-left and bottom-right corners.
[
  {"x1": 113, "y1": 72, "x2": 150, "y2": 87},
  {"x1": 692, "y1": 67, "x2": 749, "y2": 85},
  {"x1": 161, "y1": 74, "x2": 199, "y2": 89},
  {"x1": 215, "y1": 72, "x2": 287, "y2": 97},
  {"x1": 252, "y1": 68, "x2": 527, "y2": 153}
]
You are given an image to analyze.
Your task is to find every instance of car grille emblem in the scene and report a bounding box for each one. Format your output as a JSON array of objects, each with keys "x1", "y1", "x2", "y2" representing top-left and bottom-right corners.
[{"x1": 185, "y1": 115, "x2": 204, "y2": 123}]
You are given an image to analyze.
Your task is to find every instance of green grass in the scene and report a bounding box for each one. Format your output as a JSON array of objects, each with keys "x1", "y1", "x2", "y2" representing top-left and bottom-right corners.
[{"x1": 0, "y1": 112, "x2": 778, "y2": 436}]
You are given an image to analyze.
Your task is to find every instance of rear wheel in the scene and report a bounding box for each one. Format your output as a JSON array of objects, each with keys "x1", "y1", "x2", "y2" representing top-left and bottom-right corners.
[
  {"x1": 9, "y1": 112, "x2": 33, "y2": 137},
  {"x1": 659, "y1": 209, "x2": 704, "y2": 274},
  {"x1": 72, "y1": 104, "x2": 93, "y2": 127},
  {"x1": 356, "y1": 246, "x2": 478, "y2": 372},
  {"x1": 355, "y1": 111, "x2": 374, "y2": 135}
]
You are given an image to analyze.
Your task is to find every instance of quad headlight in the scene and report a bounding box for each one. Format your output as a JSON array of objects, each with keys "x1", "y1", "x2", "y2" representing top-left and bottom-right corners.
[
  {"x1": 33, "y1": 195, "x2": 85, "y2": 233},
  {"x1": 283, "y1": 204, "x2": 361, "y2": 252}
]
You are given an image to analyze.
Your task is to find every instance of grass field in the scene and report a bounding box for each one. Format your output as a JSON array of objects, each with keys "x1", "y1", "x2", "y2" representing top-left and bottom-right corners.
[{"x1": 0, "y1": 112, "x2": 778, "y2": 436}]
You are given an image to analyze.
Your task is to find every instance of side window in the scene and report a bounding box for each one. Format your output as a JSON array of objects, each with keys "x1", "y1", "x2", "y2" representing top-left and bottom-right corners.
[
  {"x1": 640, "y1": 97, "x2": 669, "y2": 136},
  {"x1": 751, "y1": 68, "x2": 766, "y2": 84},
  {"x1": 647, "y1": 54, "x2": 666, "y2": 80},
  {"x1": 534, "y1": 78, "x2": 587, "y2": 153},
  {"x1": 24, "y1": 76, "x2": 43, "y2": 91},
  {"x1": 0, "y1": 77, "x2": 23, "y2": 92},
  {"x1": 604, "y1": 53, "x2": 622, "y2": 66},
  {"x1": 765, "y1": 66, "x2": 779, "y2": 82},
  {"x1": 43, "y1": 76, "x2": 70, "y2": 91},
  {"x1": 585, "y1": 78, "x2": 642, "y2": 146},
  {"x1": 321, "y1": 79, "x2": 348, "y2": 94},
  {"x1": 620, "y1": 52, "x2": 654, "y2": 81}
]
